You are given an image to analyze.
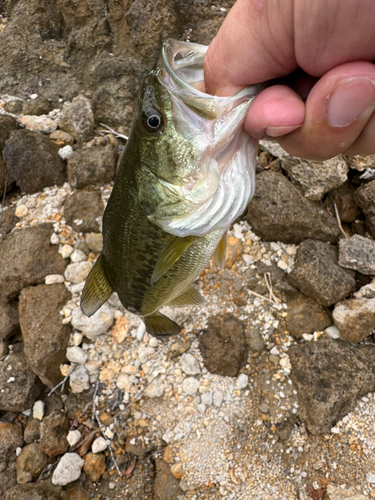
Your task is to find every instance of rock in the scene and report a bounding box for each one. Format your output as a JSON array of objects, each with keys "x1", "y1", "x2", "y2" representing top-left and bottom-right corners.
[
  {"x1": 16, "y1": 443, "x2": 48, "y2": 483},
  {"x1": 246, "y1": 171, "x2": 340, "y2": 244},
  {"x1": 58, "y1": 95, "x2": 94, "y2": 143},
  {"x1": 70, "y1": 249, "x2": 86, "y2": 262},
  {"x1": 64, "y1": 482, "x2": 89, "y2": 500},
  {"x1": 49, "y1": 130, "x2": 74, "y2": 147},
  {"x1": 83, "y1": 452, "x2": 106, "y2": 482},
  {"x1": 339, "y1": 234, "x2": 375, "y2": 275},
  {"x1": 0, "y1": 423, "x2": 23, "y2": 462},
  {"x1": 332, "y1": 298, "x2": 375, "y2": 343},
  {"x1": 63, "y1": 191, "x2": 104, "y2": 233},
  {"x1": 22, "y1": 98, "x2": 52, "y2": 116},
  {"x1": 71, "y1": 304, "x2": 114, "y2": 339},
  {"x1": 58, "y1": 145, "x2": 73, "y2": 160},
  {"x1": 116, "y1": 373, "x2": 132, "y2": 392},
  {"x1": 67, "y1": 144, "x2": 117, "y2": 188},
  {"x1": 0, "y1": 207, "x2": 17, "y2": 235},
  {"x1": 0, "y1": 299, "x2": 19, "y2": 342},
  {"x1": 33, "y1": 401, "x2": 45, "y2": 421},
  {"x1": 145, "y1": 378, "x2": 164, "y2": 398},
  {"x1": 347, "y1": 154, "x2": 375, "y2": 171},
  {"x1": 24, "y1": 419, "x2": 41, "y2": 444},
  {"x1": 0, "y1": 116, "x2": 17, "y2": 150},
  {"x1": 52, "y1": 453, "x2": 84, "y2": 486},
  {"x1": 19, "y1": 115, "x2": 57, "y2": 134},
  {"x1": 2, "y1": 130, "x2": 65, "y2": 194},
  {"x1": 201, "y1": 392, "x2": 213, "y2": 406},
  {"x1": 356, "y1": 180, "x2": 375, "y2": 237},
  {"x1": 69, "y1": 365, "x2": 90, "y2": 394},
  {"x1": 4, "y1": 479, "x2": 63, "y2": 500},
  {"x1": 285, "y1": 295, "x2": 332, "y2": 339},
  {"x1": 44, "y1": 274, "x2": 65, "y2": 285},
  {"x1": 247, "y1": 327, "x2": 265, "y2": 352},
  {"x1": 354, "y1": 279, "x2": 375, "y2": 299},
  {"x1": 199, "y1": 314, "x2": 248, "y2": 377},
  {"x1": 323, "y1": 181, "x2": 361, "y2": 223},
  {"x1": 289, "y1": 339, "x2": 375, "y2": 434},
  {"x1": 236, "y1": 373, "x2": 248, "y2": 389},
  {"x1": 0, "y1": 468, "x2": 17, "y2": 500},
  {"x1": 0, "y1": 351, "x2": 42, "y2": 412},
  {"x1": 182, "y1": 377, "x2": 200, "y2": 395},
  {"x1": 4, "y1": 100, "x2": 23, "y2": 114},
  {"x1": 19, "y1": 284, "x2": 71, "y2": 388},
  {"x1": 154, "y1": 459, "x2": 183, "y2": 500},
  {"x1": 92, "y1": 437, "x2": 107, "y2": 454},
  {"x1": 39, "y1": 411, "x2": 69, "y2": 457},
  {"x1": 288, "y1": 239, "x2": 356, "y2": 307},
  {"x1": 0, "y1": 224, "x2": 67, "y2": 300},
  {"x1": 64, "y1": 261, "x2": 92, "y2": 284},
  {"x1": 179, "y1": 353, "x2": 200, "y2": 376},
  {"x1": 280, "y1": 154, "x2": 349, "y2": 201},
  {"x1": 256, "y1": 261, "x2": 299, "y2": 301},
  {"x1": 66, "y1": 347, "x2": 87, "y2": 365},
  {"x1": 66, "y1": 430, "x2": 81, "y2": 447},
  {"x1": 85, "y1": 233, "x2": 103, "y2": 253},
  {"x1": 224, "y1": 236, "x2": 243, "y2": 268}
]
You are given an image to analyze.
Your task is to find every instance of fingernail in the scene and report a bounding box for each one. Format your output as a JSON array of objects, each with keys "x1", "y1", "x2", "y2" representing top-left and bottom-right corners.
[
  {"x1": 265, "y1": 124, "x2": 302, "y2": 138},
  {"x1": 328, "y1": 78, "x2": 375, "y2": 127}
]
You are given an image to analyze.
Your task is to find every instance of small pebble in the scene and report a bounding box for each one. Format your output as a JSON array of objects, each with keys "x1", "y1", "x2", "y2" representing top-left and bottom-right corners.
[
  {"x1": 67, "y1": 430, "x2": 81, "y2": 447},
  {"x1": 15, "y1": 204, "x2": 28, "y2": 217},
  {"x1": 70, "y1": 249, "x2": 87, "y2": 263},
  {"x1": 236, "y1": 373, "x2": 248, "y2": 389},
  {"x1": 180, "y1": 353, "x2": 201, "y2": 376},
  {"x1": 32, "y1": 401, "x2": 45, "y2": 420},
  {"x1": 213, "y1": 390, "x2": 223, "y2": 407},
  {"x1": 201, "y1": 392, "x2": 213, "y2": 406},
  {"x1": 367, "y1": 472, "x2": 375, "y2": 483},
  {"x1": 116, "y1": 373, "x2": 132, "y2": 391},
  {"x1": 66, "y1": 346, "x2": 88, "y2": 364},
  {"x1": 92, "y1": 437, "x2": 107, "y2": 453},
  {"x1": 104, "y1": 427, "x2": 114, "y2": 440},
  {"x1": 59, "y1": 145, "x2": 73, "y2": 160},
  {"x1": 182, "y1": 377, "x2": 200, "y2": 395},
  {"x1": 73, "y1": 333, "x2": 83, "y2": 346},
  {"x1": 60, "y1": 244, "x2": 74, "y2": 259},
  {"x1": 45, "y1": 274, "x2": 65, "y2": 285},
  {"x1": 145, "y1": 379, "x2": 164, "y2": 398},
  {"x1": 50, "y1": 233, "x2": 60, "y2": 244},
  {"x1": 64, "y1": 261, "x2": 92, "y2": 284},
  {"x1": 52, "y1": 453, "x2": 84, "y2": 486},
  {"x1": 69, "y1": 365, "x2": 90, "y2": 393}
]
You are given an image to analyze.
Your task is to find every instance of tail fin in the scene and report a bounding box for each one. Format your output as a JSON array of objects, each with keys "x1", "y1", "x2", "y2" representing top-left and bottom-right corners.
[
  {"x1": 144, "y1": 312, "x2": 181, "y2": 338},
  {"x1": 81, "y1": 254, "x2": 114, "y2": 317}
]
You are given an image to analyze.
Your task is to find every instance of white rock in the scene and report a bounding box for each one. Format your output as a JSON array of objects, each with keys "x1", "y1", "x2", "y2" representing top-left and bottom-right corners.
[
  {"x1": 70, "y1": 249, "x2": 87, "y2": 263},
  {"x1": 60, "y1": 244, "x2": 74, "y2": 259},
  {"x1": 71, "y1": 304, "x2": 114, "y2": 339},
  {"x1": 50, "y1": 233, "x2": 60, "y2": 245},
  {"x1": 104, "y1": 427, "x2": 114, "y2": 439},
  {"x1": 201, "y1": 391, "x2": 213, "y2": 406},
  {"x1": 277, "y1": 260, "x2": 288, "y2": 270},
  {"x1": 324, "y1": 325, "x2": 340, "y2": 339},
  {"x1": 136, "y1": 322, "x2": 146, "y2": 341},
  {"x1": 242, "y1": 254, "x2": 254, "y2": 265},
  {"x1": 15, "y1": 204, "x2": 28, "y2": 217},
  {"x1": 236, "y1": 373, "x2": 248, "y2": 389},
  {"x1": 52, "y1": 453, "x2": 84, "y2": 486},
  {"x1": 69, "y1": 365, "x2": 90, "y2": 393},
  {"x1": 19, "y1": 115, "x2": 57, "y2": 134},
  {"x1": 149, "y1": 337, "x2": 159, "y2": 347},
  {"x1": 92, "y1": 437, "x2": 107, "y2": 453},
  {"x1": 59, "y1": 145, "x2": 74, "y2": 160},
  {"x1": 73, "y1": 333, "x2": 83, "y2": 346},
  {"x1": 64, "y1": 261, "x2": 92, "y2": 284},
  {"x1": 32, "y1": 400, "x2": 45, "y2": 420},
  {"x1": 180, "y1": 353, "x2": 200, "y2": 375},
  {"x1": 213, "y1": 390, "x2": 223, "y2": 407},
  {"x1": 145, "y1": 379, "x2": 165, "y2": 398},
  {"x1": 116, "y1": 373, "x2": 132, "y2": 391},
  {"x1": 66, "y1": 346, "x2": 88, "y2": 364},
  {"x1": 138, "y1": 346, "x2": 155, "y2": 364},
  {"x1": 45, "y1": 274, "x2": 65, "y2": 285},
  {"x1": 366, "y1": 472, "x2": 375, "y2": 483},
  {"x1": 67, "y1": 430, "x2": 81, "y2": 447},
  {"x1": 182, "y1": 377, "x2": 200, "y2": 395}
]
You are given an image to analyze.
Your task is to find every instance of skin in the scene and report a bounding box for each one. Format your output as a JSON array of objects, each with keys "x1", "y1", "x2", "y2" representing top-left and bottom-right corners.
[{"x1": 204, "y1": 0, "x2": 375, "y2": 160}]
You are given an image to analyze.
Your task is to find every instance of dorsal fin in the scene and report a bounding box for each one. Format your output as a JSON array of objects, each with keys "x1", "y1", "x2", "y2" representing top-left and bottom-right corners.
[
  {"x1": 144, "y1": 312, "x2": 181, "y2": 338},
  {"x1": 213, "y1": 231, "x2": 227, "y2": 269},
  {"x1": 150, "y1": 235, "x2": 197, "y2": 284},
  {"x1": 81, "y1": 254, "x2": 114, "y2": 317},
  {"x1": 167, "y1": 285, "x2": 205, "y2": 307}
]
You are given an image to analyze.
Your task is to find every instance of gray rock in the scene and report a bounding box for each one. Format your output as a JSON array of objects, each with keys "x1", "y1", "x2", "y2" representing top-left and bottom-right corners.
[
  {"x1": 69, "y1": 365, "x2": 90, "y2": 394},
  {"x1": 40, "y1": 411, "x2": 69, "y2": 457},
  {"x1": 0, "y1": 351, "x2": 42, "y2": 412},
  {"x1": 2, "y1": 130, "x2": 65, "y2": 194},
  {"x1": 154, "y1": 459, "x2": 183, "y2": 500},
  {"x1": 354, "y1": 279, "x2": 375, "y2": 299},
  {"x1": 52, "y1": 452, "x2": 84, "y2": 486},
  {"x1": 182, "y1": 377, "x2": 200, "y2": 395},
  {"x1": 0, "y1": 423, "x2": 23, "y2": 462},
  {"x1": 356, "y1": 180, "x2": 375, "y2": 237},
  {"x1": 289, "y1": 339, "x2": 375, "y2": 434},
  {"x1": 179, "y1": 353, "x2": 200, "y2": 375},
  {"x1": 64, "y1": 191, "x2": 104, "y2": 233},
  {"x1": 85, "y1": 233, "x2": 103, "y2": 253},
  {"x1": 19, "y1": 284, "x2": 71, "y2": 388},
  {"x1": 71, "y1": 304, "x2": 114, "y2": 339},
  {"x1": 16, "y1": 443, "x2": 48, "y2": 483},
  {"x1": 246, "y1": 171, "x2": 340, "y2": 244},
  {"x1": 66, "y1": 346, "x2": 87, "y2": 365},
  {"x1": 199, "y1": 314, "x2": 248, "y2": 377},
  {"x1": 0, "y1": 300, "x2": 19, "y2": 342},
  {"x1": 4, "y1": 100, "x2": 22, "y2": 114},
  {"x1": 58, "y1": 95, "x2": 94, "y2": 143},
  {"x1": 22, "y1": 98, "x2": 52, "y2": 116},
  {"x1": 288, "y1": 239, "x2": 356, "y2": 307},
  {"x1": 280, "y1": 154, "x2": 349, "y2": 201},
  {"x1": 64, "y1": 261, "x2": 92, "y2": 284},
  {"x1": 339, "y1": 234, "x2": 375, "y2": 275},
  {"x1": 19, "y1": 115, "x2": 57, "y2": 134},
  {"x1": 332, "y1": 298, "x2": 375, "y2": 343},
  {"x1": 248, "y1": 327, "x2": 265, "y2": 352},
  {"x1": 0, "y1": 224, "x2": 67, "y2": 300},
  {"x1": 0, "y1": 116, "x2": 17, "y2": 151},
  {"x1": 67, "y1": 144, "x2": 117, "y2": 189},
  {"x1": 285, "y1": 294, "x2": 332, "y2": 339},
  {"x1": 323, "y1": 181, "x2": 361, "y2": 223},
  {"x1": 4, "y1": 479, "x2": 63, "y2": 500}
]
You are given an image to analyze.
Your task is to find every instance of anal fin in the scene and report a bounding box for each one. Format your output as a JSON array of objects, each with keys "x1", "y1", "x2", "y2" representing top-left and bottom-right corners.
[
  {"x1": 151, "y1": 235, "x2": 197, "y2": 284},
  {"x1": 81, "y1": 254, "x2": 114, "y2": 317},
  {"x1": 144, "y1": 312, "x2": 181, "y2": 338},
  {"x1": 167, "y1": 285, "x2": 205, "y2": 307},
  {"x1": 213, "y1": 231, "x2": 227, "y2": 269}
]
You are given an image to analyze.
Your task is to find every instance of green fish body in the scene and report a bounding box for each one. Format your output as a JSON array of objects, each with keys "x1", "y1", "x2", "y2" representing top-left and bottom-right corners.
[{"x1": 81, "y1": 39, "x2": 259, "y2": 337}]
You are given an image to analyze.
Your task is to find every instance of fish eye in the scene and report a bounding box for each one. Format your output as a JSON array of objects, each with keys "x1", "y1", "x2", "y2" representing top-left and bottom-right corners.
[{"x1": 142, "y1": 107, "x2": 164, "y2": 133}]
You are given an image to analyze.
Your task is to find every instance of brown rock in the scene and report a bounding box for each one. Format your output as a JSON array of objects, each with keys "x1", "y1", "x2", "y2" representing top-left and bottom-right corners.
[
  {"x1": 67, "y1": 144, "x2": 117, "y2": 189},
  {"x1": 224, "y1": 236, "x2": 243, "y2": 268},
  {"x1": 64, "y1": 191, "x2": 104, "y2": 233},
  {"x1": 332, "y1": 298, "x2": 375, "y2": 343},
  {"x1": 39, "y1": 411, "x2": 69, "y2": 457},
  {"x1": 19, "y1": 284, "x2": 71, "y2": 388},
  {"x1": 83, "y1": 452, "x2": 106, "y2": 482},
  {"x1": 323, "y1": 181, "x2": 361, "y2": 223},
  {"x1": 49, "y1": 130, "x2": 74, "y2": 147},
  {"x1": 170, "y1": 462, "x2": 183, "y2": 479},
  {"x1": 16, "y1": 443, "x2": 49, "y2": 483},
  {"x1": 4, "y1": 478, "x2": 63, "y2": 500},
  {"x1": 0, "y1": 423, "x2": 23, "y2": 462},
  {"x1": 0, "y1": 467, "x2": 17, "y2": 500},
  {"x1": 64, "y1": 482, "x2": 89, "y2": 500},
  {"x1": 58, "y1": 95, "x2": 94, "y2": 143},
  {"x1": 22, "y1": 98, "x2": 52, "y2": 116},
  {"x1": 0, "y1": 299, "x2": 19, "y2": 342},
  {"x1": 154, "y1": 459, "x2": 183, "y2": 500},
  {"x1": 0, "y1": 207, "x2": 17, "y2": 235},
  {"x1": 199, "y1": 314, "x2": 248, "y2": 377},
  {"x1": 285, "y1": 295, "x2": 332, "y2": 339},
  {"x1": 356, "y1": 180, "x2": 375, "y2": 237},
  {"x1": 0, "y1": 116, "x2": 17, "y2": 151},
  {"x1": 24, "y1": 419, "x2": 41, "y2": 444}
]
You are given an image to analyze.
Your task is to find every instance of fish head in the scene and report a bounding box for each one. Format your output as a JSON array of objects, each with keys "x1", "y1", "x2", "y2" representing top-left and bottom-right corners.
[{"x1": 134, "y1": 39, "x2": 261, "y2": 237}]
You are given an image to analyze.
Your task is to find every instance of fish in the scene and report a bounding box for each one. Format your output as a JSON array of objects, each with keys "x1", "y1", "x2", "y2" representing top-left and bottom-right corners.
[{"x1": 81, "y1": 38, "x2": 260, "y2": 338}]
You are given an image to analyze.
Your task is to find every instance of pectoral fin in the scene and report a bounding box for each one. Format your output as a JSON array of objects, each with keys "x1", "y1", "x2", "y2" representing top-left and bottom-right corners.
[
  {"x1": 81, "y1": 254, "x2": 114, "y2": 317},
  {"x1": 144, "y1": 312, "x2": 181, "y2": 338},
  {"x1": 151, "y1": 235, "x2": 197, "y2": 284},
  {"x1": 167, "y1": 285, "x2": 205, "y2": 307},
  {"x1": 213, "y1": 231, "x2": 227, "y2": 269}
]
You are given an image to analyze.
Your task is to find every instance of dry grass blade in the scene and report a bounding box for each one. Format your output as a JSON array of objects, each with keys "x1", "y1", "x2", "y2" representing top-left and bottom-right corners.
[{"x1": 333, "y1": 203, "x2": 348, "y2": 238}]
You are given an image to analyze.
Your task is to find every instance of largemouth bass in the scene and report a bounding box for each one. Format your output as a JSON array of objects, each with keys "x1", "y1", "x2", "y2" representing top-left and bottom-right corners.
[{"x1": 81, "y1": 39, "x2": 259, "y2": 337}]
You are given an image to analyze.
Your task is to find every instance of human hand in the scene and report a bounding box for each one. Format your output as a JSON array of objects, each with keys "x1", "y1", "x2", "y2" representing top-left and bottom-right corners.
[{"x1": 204, "y1": 0, "x2": 375, "y2": 160}]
